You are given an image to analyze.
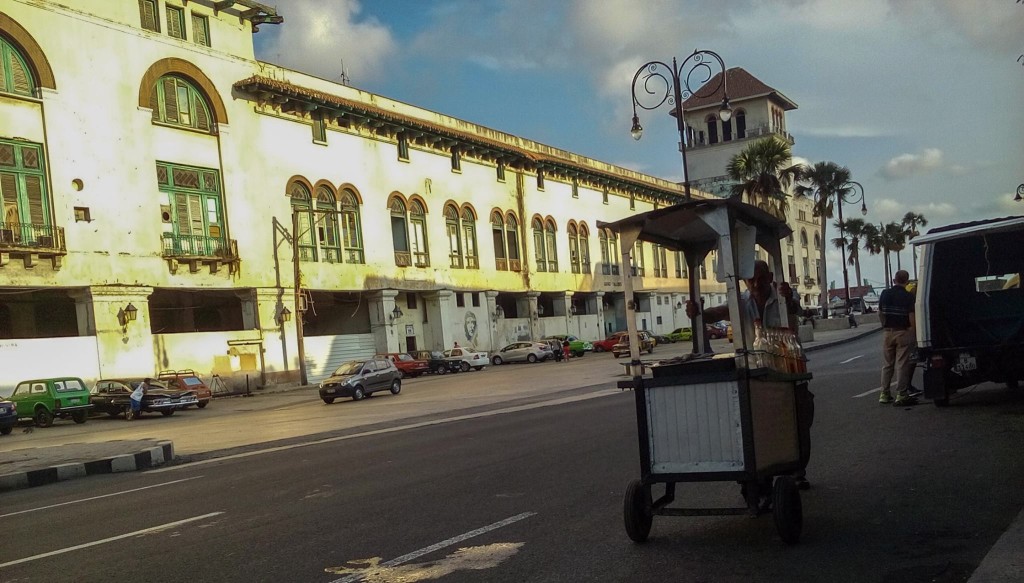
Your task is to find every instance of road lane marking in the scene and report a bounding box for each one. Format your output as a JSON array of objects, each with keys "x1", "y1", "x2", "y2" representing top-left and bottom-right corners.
[
  {"x1": 148, "y1": 391, "x2": 616, "y2": 473},
  {"x1": 0, "y1": 512, "x2": 224, "y2": 568},
  {"x1": 328, "y1": 511, "x2": 536, "y2": 583},
  {"x1": 840, "y1": 355, "x2": 864, "y2": 364},
  {"x1": 0, "y1": 476, "x2": 203, "y2": 519},
  {"x1": 854, "y1": 387, "x2": 882, "y2": 398}
]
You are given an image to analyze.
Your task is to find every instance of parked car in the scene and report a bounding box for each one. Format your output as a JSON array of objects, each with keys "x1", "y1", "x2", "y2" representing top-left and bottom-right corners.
[
  {"x1": 491, "y1": 342, "x2": 552, "y2": 365},
  {"x1": 91, "y1": 379, "x2": 199, "y2": 420},
  {"x1": 318, "y1": 358, "x2": 401, "y2": 403},
  {"x1": 444, "y1": 346, "x2": 489, "y2": 372},
  {"x1": 157, "y1": 369, "x2": 212, "y2": 408},
  {"x1": 612, "y1": 331, "x2": 655, "y2": 358},
  {"x1": 543, "y1": 335, "x2": 593, "y2": 357},
  {"x1": 667, "y1": 327, "x2": 693, "y2": 342},
  {"x1": 0, "y1": 399, "x2": 17, "y2": 435},
  {"x1": 652, "y1": 334, "x2": 672, "y2": 345},
  {"x1": 9, "y1": 377, "x2": 92, "y2": 428},
  {"x1": 377, "y1": 353, "x2": 431, "y2": 378},
  {"x1": 592, "y1": 332, "x2": 629, "y2": 352},
  {"x1": 409, "y1": 350, "x2": 462, "y2": 375},
  {"x1": 707, "y1": 321, "x2": 729, "y2": 339}
]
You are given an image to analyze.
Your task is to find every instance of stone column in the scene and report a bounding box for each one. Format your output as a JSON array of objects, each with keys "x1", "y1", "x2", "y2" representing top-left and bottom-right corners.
[
  {"x1": 559, "y1": 291, "x2": 573, "y2": 336},
  {"x1": 484, "y1": 290, "x2": 500, "y2": 351},
  {"x1": 422, "y1": 290, "x2": 454, "y2": 350},
  {"x1": 595, "y1": 291, "x2": 606, "y2": 337},
  {"x1": 89, "y1": 285, "x2": 155, "y2": 378},
  {"x1": 66, "y1": 288, "x2": 96, "y2": 336},
  {"x1": 524, "y1": 291, "x2": 541, "y2": 339},
  {"x1": 255, "y1": 288, "x2": 296, "y2": 385},
  {"x1": 368, "y1": 289, "x2": 401, "y2": 354}
]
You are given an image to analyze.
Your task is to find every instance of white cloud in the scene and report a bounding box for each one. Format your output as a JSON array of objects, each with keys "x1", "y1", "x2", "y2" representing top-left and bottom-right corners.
[
  {"x1": 258, "y1": 0, "x2": 396, "y2": 84},
  {"x1": 801, "y1": 125, "x2": 891, "y2": 139},
  {"x1": 878, "y1": 148, "x2": 944, "y2": 180},
  {"x1": 869, "y1": 197, "x2": 957, "y2": 223}
]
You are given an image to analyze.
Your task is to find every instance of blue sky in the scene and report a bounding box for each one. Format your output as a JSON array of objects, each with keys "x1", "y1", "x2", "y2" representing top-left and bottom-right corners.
[{"x1": 253, "y1": 0, "x2": 1024, "y2": 289}]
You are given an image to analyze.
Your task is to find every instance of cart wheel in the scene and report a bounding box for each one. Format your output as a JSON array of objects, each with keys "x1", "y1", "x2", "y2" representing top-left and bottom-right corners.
[
  {"x1": 623, "y1": 479, "x2": 653, "y2": 543},
  {"x1": 772, "y1": 476, "x2": 802, "y2": 545}
]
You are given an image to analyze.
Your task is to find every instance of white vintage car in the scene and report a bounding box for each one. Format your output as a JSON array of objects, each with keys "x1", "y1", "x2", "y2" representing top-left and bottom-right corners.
[{"x1": 444, "y1": 346, "x2": 489, "y2": 372}]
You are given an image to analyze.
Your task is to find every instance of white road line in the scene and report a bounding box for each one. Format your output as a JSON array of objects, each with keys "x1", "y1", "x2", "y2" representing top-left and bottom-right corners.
[
  {"x1": 854, "y1": 387, "x2": 882, "y2": 398},
  {"x1": 0, "y1": 512, "x2": 224, "y2": 568},
  {"x1": 148, "y1": 391, "x2": 616, "y2": 473},
  {"x1": 0, "y1": 476, "x2": 203, "y2": 519},
  {"x1": 840, "y1": 355, "x2": 864, "y2": 364},
  {"x1": 330, "y1": 511, "x2": 537, "y2": 583}
]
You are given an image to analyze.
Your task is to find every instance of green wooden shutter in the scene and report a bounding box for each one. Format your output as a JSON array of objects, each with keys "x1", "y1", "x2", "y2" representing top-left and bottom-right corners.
[
  {"x1": 174, "y1": 193, "x2": 190, "y2": 235},
  {"x1": 192, "y1": 14, "x2": 210, "y2": 46},
  {"x1": 162, "y1": 78, "x2": 179, "y2": 122},
  {"x1": 150, "y1": 86, "x2": 160, "y2": 121},
  {"x1": 188, "y1": 196, "x2": 204, "y2": 236},
  {"x1": 8, "y1": 52, "x2": 30, "y2": 94},
  {"x1": 166, "y1": 7, "x2": 184, "y2": 39},
  {"x1": 24, "y1": 175, "x2": 45, "y2": 224},
  {"x1": 0, "y1": 173, "x2": 16, "y2": 219},
  {"x1": 195, "y1": 99, "x2": 210, "y2": 132}
]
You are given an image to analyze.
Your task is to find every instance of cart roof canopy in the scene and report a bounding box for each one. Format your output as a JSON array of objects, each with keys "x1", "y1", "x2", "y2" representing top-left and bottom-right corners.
[
  {"x1": 596, "y1": 197, "x2": 792, "y2": 253},
  {"x1": 912, "y1": 216, "x2": 1024, "y2": 246}
]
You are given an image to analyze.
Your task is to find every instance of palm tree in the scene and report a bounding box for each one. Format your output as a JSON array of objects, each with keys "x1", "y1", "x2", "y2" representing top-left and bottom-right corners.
[
  {"x1": 861, "y1": 223, "x2": 886, "y2": 284},
  {"x1": 726, "y1": 137, "x2": 802, "y2": 217},
  {"x1": 901, "y1": 212, "x2": 928, "y2": 279},
  {"x1": 881, "y1": 222, "x2": 906, "y2": 277},
  {"x1": 793, "y1": 162, "x2": 852, "y2": 318},
  {"x1": 840, "y1": 217, "x2": 867, "y2": 290}
]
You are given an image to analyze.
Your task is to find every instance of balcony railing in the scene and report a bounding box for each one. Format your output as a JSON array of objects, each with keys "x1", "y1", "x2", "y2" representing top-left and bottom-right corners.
[
  {"x1": 509, "y1": 258, "x2": 522, "y2": 272},
  {"x1": 161, "y1": 233, "x2": 231, "y2": 258},
  {"x1": 495, "y1": 257, "x2": 507, "y2": 271},
  {"x1": 395, "y1": 251, "x2": 411, "y2": 267},
  {"x1": 600, "y1": 262, "x2": 621, "y2": 276},
  {"x1": 0, "y1": 222, "x2": 65, "y2": 252},
  {"x1": 688, "y1": 123, "x2": 796, "y2": 150}
]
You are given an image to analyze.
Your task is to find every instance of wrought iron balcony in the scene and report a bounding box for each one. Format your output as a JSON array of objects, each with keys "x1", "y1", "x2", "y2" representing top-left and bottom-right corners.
[
  {"x1": 0, "y1": 222, "x2": 66, "y2": 252},
  {"x1": 162, "y1": 233, "x2": 233, "y2": 259}
]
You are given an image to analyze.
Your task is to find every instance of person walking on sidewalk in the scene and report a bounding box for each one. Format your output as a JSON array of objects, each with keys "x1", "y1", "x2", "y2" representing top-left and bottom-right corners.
[{"x1": 878, "y1": 270, "x2": 917, "y2": 406}]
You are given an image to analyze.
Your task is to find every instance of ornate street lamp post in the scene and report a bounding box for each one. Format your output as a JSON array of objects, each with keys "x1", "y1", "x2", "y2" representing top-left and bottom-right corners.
[
  {"x1": 629, "y1": 49, "x2": 730, "y2": 354},
  {"x1": 1014, "y1": 183, "x2": 1024, "y2": 202},
  {"x1": 629, "y1": 49, "x2": 732, "y2": 202},
  {"x1": 837, "y1": 181, "x2": 867, "y2": 312}
]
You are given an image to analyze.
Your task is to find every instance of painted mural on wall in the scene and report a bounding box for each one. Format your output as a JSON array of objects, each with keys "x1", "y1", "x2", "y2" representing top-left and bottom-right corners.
[{"x1": 463, "y1": 311, "x2": 479, "y2": 345}]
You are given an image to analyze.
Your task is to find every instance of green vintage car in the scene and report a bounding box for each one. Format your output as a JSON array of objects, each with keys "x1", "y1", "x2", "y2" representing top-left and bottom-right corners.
[
  {"x1": 667, "y1": 327, "x2": 694, "y2": 342},
  {"x1": 9, "y1": 377, "x2": 93, "y2": 427},
  {"x1": 543, "y1": 335, "x2": 594, "y2": 358}
]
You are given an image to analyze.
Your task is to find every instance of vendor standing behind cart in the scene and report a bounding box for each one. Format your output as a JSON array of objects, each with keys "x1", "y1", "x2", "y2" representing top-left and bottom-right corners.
[{"x1": 686, "y1": 259, "x2": 813, "y2": 490}]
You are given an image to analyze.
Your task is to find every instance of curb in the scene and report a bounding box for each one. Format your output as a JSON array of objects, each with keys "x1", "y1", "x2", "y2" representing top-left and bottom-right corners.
[
  {"x1": 805, "y1": 326, "x2": 881, "y2": 353},
  {"x1": 0, "y1": 441, "x2": 174, "y2": 493}
]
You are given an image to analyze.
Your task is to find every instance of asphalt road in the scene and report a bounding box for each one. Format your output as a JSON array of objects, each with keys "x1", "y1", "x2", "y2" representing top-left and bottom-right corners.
[{"x1": 3, "y1": 335, "x2": 1024, "y2": 582}]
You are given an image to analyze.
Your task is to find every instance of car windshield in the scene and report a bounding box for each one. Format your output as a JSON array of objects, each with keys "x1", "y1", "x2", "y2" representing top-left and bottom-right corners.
[
  {"x1": 332, "y1": 361, "x2": 366, "y2": 375},
  {"x1": 397, "y1": 354, "x2": 414, "y2": 362}
]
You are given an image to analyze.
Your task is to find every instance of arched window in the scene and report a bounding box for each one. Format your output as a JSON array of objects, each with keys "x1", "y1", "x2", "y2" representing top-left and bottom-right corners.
[
  {"x1": 316, "y1": 186, "x2": 340, "y2": 263},
  {"x1": 0, "y1": 138, "x2": 51, "y2": 240},
  {"x1": 813, "y1": 232, "x2": 820, "y2": 249},
  {"x1": 289, "y1": 182, "x2": 316, "y2": 262},
  {"x1": 505, "y1": 213, "x2": 521, "y2": 271},
  {"x1": 532, "y1": 217, "x2": 546, "y2": 272},
  {"x1": 544, "y1": 220, "x2": 558, "y2": 272},
  {"x1": 579, "y1": 224, "x2": 591, "y2": 274},
  {"x1": 735, "y1": 109, "x2": 746, "y2": 139},
  {"x1": 632, "y1": 240, "x2": 645, "y2": 276},
  {"x1": 445, "y1": 203, "x2": 463, "y2": 268},
  {"x1": 0, "y1": 37, "x2": 35, "y2": 96},
  {"x1": 722, "y1": 116, "x2": 733, "y2": 142},
  {"x1": 461, "y1": 207, "x2": 478, "y2": 269},
  {"x1": 599, "y1": 228, "x2": 620, "y2": 276},
  {"x1": 150, "y1": 75, "x2": 213, "y2": 132},
  {"x1": 705, "y1": 115, "x2": 719, "y2": 145},
  {"x1": 599, "y1": 229, "x2": 610, "y2": 274},
  {"x1": 491, "y1": 211, "x2": 507, "y2": 270},
  {"x1": 339, "y1": 189, "x2": 364, "y2": 263},
  {"x1": 568, "y1": 223, "x2": 580, "y2": 273},
  {"x1": 409, "y1": 200, "x2": 429, "y2": 267},
  {"x1": 159, "y1": 162, "x2": 224, "y2": 257},
  {"x1": 800, "y1": 229, "x2": 809, "y2": 246},
  {"x1": 390, "y1": 196, "x2": 410, "y2": 266}
]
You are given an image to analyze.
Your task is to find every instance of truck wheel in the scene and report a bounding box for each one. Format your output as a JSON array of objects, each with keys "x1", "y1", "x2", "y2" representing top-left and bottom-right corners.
[
  {"x1": 34, "y1": 408, "x2": 54, "y2": 428},
  {"x1": 72, "y1": 410, "x2": 88, "y2": 424}
]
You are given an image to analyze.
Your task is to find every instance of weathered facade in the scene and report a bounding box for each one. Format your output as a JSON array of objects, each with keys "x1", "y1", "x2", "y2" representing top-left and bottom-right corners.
[{"x1": 2, "y1": 0, "x2": 755, "y2": 389}]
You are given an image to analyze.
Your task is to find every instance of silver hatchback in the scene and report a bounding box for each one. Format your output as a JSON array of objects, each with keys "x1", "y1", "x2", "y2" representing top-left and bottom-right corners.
[{"x1": 491, "y1": 342, "x2": 552, "y2": 365}]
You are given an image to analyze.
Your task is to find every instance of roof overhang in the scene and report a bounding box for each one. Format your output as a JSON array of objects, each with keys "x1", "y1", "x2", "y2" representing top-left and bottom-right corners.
[
  {"x1": 913, "y1": 216, "x2": 1024, "y2": 246},
  {"x1": 210, "y1": 1, "x2": 282, "y2": 29}
]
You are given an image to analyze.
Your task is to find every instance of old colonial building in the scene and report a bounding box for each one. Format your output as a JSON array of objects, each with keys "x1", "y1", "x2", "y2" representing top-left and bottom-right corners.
[{"x1": 2, "y1": 0, "x2": 756, "y2": 389}]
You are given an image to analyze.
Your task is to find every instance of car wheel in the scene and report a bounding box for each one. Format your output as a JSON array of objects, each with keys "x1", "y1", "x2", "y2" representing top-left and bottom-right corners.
[
  {"x1": 613, "y1": 353, "x2": 621, "y2": 359},
  {"x1": 574, "y1": 351, "x2": 584, "y2": 358},
  {"x1": 322, "y1": 397, "x2": 335, "y2": 404},
  {"x1": 161, "y1": 410, "x2": 175, "y2": 417},
  {"x1": 390, "y1": 379, "x2": 402, "y2": 395},
  {"x1": 352, "y1": 386, "x2": 365, "y2": 401},
  {"x1": 648, "y1": 346, "x2": 655, "y2": 354},
  {"x1": 0, "y1": 425, "x2": 11, "y2": 435},
  {"x1": 107, "y1": 411, "x2": 121, "y2": 418},
  {"x1": 436, "y1": 366, "x2": 447, "y2": 375},
  {"x1": 72, "y1": 410, "x2": 88, "y2": 424},
  {"x1": 460, "y1": 361, "x2": 471, "y2": 373},
  {"x1": 34, "y1": 408, "x2": 54, "y2": 428},
  {"x1": 197, "y1": 400, "x2": 209, "y2": 409},
  {"x1": 594, "y1": 346, "x2": 605, "y2": 353},
  {"x1": 492, "y1": 355, "x2": 503, "y2": 365},
  {"x1": 527, "y1": 354, "x2": 538, "y2": 363}
]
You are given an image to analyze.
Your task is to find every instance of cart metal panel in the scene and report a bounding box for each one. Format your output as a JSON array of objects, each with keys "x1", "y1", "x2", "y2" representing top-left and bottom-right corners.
[{"x1": 646, "y1": 379, "x2": 744, "y2": 474}]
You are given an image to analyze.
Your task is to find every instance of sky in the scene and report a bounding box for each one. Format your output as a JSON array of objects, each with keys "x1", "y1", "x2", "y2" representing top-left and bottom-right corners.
[{"x1": 252, "y1": 0, "x2": 1024, "y2": 291}]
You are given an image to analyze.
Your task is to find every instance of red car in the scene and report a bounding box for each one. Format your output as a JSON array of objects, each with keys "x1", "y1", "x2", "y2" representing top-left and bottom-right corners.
[
  {"x1": 592, "y1": 332, "x2": 629, "y2": 353},
  {"x1": 157, "y1": 369, "x2": 212, "y2": 408},
  {"x1": 377, "y1": 353, "x2": 430, "y2": 378}
]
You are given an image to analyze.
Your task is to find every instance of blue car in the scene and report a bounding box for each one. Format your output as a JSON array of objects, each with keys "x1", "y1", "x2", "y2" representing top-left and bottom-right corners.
[{"x1": 0, "y1": 399, "x2": 17, "y2": 435}]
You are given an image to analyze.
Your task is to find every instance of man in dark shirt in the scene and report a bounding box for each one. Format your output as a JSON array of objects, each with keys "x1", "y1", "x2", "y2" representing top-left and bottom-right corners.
[{"x1": 878, "y1": 270, "x2": 917, "y2": 405}]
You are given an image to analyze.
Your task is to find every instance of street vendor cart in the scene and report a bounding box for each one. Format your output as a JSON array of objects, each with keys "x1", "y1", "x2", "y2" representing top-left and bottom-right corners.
[{"x1": 599, "y1": 197, "x2": 812, "y2": 545}]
